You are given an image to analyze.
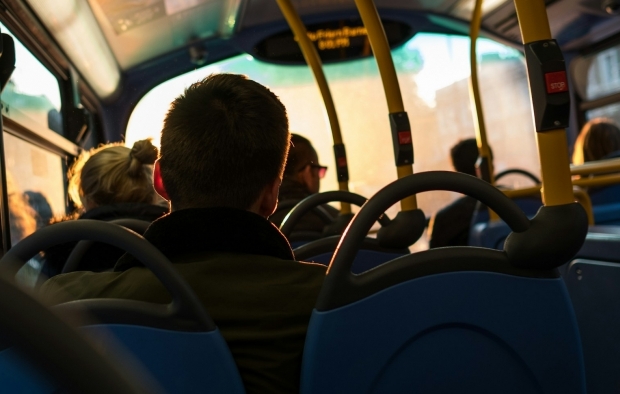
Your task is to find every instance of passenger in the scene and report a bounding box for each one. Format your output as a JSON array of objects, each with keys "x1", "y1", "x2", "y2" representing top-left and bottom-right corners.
[
  {"x1": 42, "y1": 139, "x2": 168, "y2": 276},
  {"x1": 572, "y1": 118, "x2": 620, "y2": 164},
  {"x1": 428, "y1": 138, "x2": 489, "y2": 248},
  {"x1": 40, "y1": 74, "x2": 326, "y2": 394},
  {"x1": 270, "y1": 133, "x2": 338, "y2": 238}
]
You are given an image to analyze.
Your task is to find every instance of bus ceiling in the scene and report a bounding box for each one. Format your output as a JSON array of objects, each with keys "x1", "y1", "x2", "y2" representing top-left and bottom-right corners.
[{"x1": 14, "y1": 0, "x2": 620, "y2": 93}]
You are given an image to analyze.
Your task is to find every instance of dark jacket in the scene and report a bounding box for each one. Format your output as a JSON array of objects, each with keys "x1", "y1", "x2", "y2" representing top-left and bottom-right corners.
[
  {"x1": 39, "y1": 207, "x2": 326, "y2": 394},
  {"x1": 428, "y1": 196, "x2": 478, "y2": 248},
  {"x1": 42, "y1": 203, "x2": 168, "y2": 276},
  {"x1": 270, "y1": 179, "x2": 339, "y2": 241}
]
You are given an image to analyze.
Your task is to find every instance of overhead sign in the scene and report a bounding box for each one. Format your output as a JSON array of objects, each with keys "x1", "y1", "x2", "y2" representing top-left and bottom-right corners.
[{"x1": 253, "y1": 19, "x2": 412, "y2": 64}]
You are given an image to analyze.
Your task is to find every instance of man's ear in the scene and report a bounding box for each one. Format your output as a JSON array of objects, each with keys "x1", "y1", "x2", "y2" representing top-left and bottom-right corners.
[
  {"x1": 257, "y1": 178, "x2": 281, "y2": 218},
  {"x1": 153, "y1": 160, "x2": 169, "y2": 200}
]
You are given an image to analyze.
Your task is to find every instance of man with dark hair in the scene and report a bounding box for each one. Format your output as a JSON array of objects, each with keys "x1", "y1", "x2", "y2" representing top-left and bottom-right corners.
[
  {"x1": 450, "y1": 138, "x2": 480, "y2": 177},
  {"x1": 428, "y1": 138, "x2": 491, "y2": 248},
  {"x1": 270, "y1": 134, "x2": 338, "y2": 240},
  {"x1": 40, "y1": 74, "x2": 326, "y2": 393}
]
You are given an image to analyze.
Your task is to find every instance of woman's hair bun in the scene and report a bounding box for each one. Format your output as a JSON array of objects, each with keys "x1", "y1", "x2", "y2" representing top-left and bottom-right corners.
[
  {"x1": 131, "y1": 139, "x2": 158, "y2": 164},
  {"x1": 128, "y1": 139, "x2": 158, "y2": 177}
]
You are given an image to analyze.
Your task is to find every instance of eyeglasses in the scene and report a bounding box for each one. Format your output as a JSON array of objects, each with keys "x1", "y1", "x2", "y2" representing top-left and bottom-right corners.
[{"x1": 308, "y1": 163, "x2": 328, "y2": 179}]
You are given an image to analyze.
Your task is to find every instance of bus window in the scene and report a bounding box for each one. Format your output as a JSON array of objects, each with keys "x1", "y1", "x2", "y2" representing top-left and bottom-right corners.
[
  {"x1": 0, "y1": 22, "x2": 64, "y2": 135},
  {"x1": 4, "y1": 132, "x2": 67, "y2": 244},
  {"x1": 126, "y1": 33, "x2": 538, "y2": 218},
  {"x1": 574, "y1": 43, "x2": 620, "y2": 123}
]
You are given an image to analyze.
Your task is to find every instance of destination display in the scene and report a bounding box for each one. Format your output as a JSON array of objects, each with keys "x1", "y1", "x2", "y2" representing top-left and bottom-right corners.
[{"x1": 254, "y1": 19, "x2": 412, "y2": 64}]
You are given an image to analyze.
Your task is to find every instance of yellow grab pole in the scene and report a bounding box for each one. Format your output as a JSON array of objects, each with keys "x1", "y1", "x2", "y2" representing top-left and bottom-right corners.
[
  {"x1": 276, "y1": 0, "x2": 351, "y2": 214},
  {"x1": 514, "y1": 0, "x2": 574, "y2": 206},
  {"x1": 469, "y1": 0, "x2": 494, "y2": 177},
  {"x1": 469, "y1": 0, "x2": 499, "y2": 220},
  {"x1": 354, "y1": 0, "x2": 417, "y2": 211}
]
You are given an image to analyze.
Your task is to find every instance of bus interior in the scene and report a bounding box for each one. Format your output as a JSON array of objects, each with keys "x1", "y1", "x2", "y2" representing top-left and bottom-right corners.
[{"x1": 0, "y1": 0, "x2": 619, "y2": 392}]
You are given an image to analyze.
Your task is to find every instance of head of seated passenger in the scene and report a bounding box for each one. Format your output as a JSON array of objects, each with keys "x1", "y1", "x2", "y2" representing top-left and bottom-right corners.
[
  {"x1": 450, "y1": 138, "x2": 492, "y2": 177},
  {"x1": 572, "y1": 118, "x2": 620, "y2": 165},
  {"x1": 155, "y1": 74, "x2": 289, "y2": 215},
  {"x1": 69, "y1": 139, "x2": 162, "y2": 214},
  {"x1": 279, "y1": 134, "x2": 326, "y2": 197}
]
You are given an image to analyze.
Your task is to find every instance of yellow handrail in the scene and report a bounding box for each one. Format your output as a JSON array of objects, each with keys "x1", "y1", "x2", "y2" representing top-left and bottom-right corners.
[
  {"x1": 514, "y1": 0, "x2": 574, "y2": 206},
  {"x1": 354, "y1": 0, "x2": 417, "y2": 211},
  {"x1": 469, "y1": 0, "x2": 498, "y2": 221},
  {"x1": 571, "y1": 157, "x2": 620, "y2": 176},
  {"x1": 503, "y1": 173, "x2": 620, "y2": 200},
  {"x1": 276, "y1": 0, "x2": 351, "y2": 214}
]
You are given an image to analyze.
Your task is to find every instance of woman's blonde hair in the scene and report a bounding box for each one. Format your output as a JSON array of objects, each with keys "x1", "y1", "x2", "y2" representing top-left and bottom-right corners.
[
  {"x1": 68, "y1": 139, "x2": 159, "y2": 210},
  {"x1": 572, "y1": 118, "x2": 620, "y2": 165}
]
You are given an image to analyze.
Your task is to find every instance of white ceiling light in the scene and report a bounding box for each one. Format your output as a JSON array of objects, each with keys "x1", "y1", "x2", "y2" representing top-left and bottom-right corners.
[{"x1": 26, "y1": 0, "x2": 120, "y2": 98}]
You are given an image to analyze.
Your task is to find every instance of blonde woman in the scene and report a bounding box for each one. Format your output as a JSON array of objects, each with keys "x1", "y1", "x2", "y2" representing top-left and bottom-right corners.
[{"x1": 42, "y1": 139, "x2": 168, "y2": 276}]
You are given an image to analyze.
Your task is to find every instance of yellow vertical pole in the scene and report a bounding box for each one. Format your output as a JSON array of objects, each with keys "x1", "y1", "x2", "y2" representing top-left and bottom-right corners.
[
  {"x1": 514, "y1": 0, "x2": 574, "y2": 206},
  {"x1": 276, "y1": 0, "x2": 351, "y2": 214},
  {"x1": 354, "y1": 0, "x2": 417, "y2": 211},
  {"x1": 469, "y1": 0, "x2": 499, "y2": 220}
]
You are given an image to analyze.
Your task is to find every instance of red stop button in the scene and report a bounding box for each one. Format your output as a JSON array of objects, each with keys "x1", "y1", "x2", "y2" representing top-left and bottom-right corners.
[
  {"x1": 398, "y1": 131, "x2": 412, "y2": 145},
  {"x1": 545, "y1": 71, "x2": 568, "y2": 94},
  {"x1": 337, "y1": 157, "x2": 347, "y2": 167}
]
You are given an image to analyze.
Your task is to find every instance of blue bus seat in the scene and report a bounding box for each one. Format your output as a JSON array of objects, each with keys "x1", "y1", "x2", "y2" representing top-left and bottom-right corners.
[
  {"x1": 471, "y1": 196, "x2": 542, "y2": 225},
  {"x1": 80, "y1": 324, "x2": 245, "y2": 394},
  {"x1": 305, "y1": 249, "x2": 405, "y2": 273},
  {"x1": 302, "y1": 250, "x2": 585, "y2": 394},
  {"x1": 564, "y1": 258, "x2": 620, "y2": 394},
  {"x1": 294, "y1": 235, "x2": 408, "y2": 273},
  {"x1": 0, "y1": 318, "x2": 245, "y2": 394},
  {"x1": 468, "y1": 219, "x2": 512, "y2": 249}
]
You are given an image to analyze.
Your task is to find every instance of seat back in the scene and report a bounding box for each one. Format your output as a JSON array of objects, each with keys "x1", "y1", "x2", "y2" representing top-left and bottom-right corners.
[
  {"x1": 302, "y1": 249, "x2": 586, "y2": 394},
  {"x1": 561, "y1": 229, "x2": 620, "y2": 394},
  {"x1": 81, "y1": 324, "x2": 245, "y2": 394},
  {"x1": 293, "y1": 235, "x2": 408, "y2": 273}
]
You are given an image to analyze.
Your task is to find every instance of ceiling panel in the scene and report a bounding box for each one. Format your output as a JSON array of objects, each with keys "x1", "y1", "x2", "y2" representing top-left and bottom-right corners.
[{"x1": 87, "y1": 0, "x2": 224, "y2": 69}]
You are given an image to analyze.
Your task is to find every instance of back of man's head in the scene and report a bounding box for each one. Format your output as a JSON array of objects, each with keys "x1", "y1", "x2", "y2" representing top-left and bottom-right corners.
[
  {"x1": 283, "y1": 134, "x2": 318, "y2": 177},
  {"x1": 159, "y1": 74, "x2": 290, "y2": 210},
  {"x1": 450, "y1": 138, "x2": 491, "y2": 177}
]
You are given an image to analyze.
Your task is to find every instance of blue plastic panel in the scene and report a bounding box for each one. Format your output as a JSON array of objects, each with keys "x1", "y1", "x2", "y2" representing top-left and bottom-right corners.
[
  {"x1": 80, "y1": 325, "x2": 246, "y2": 394},
  {"x1": 301, "y1": 272, "x2": 585, "y2": 394},
  {"x1": 564, "y1": 259, "x2": 620, "y2": 394}
]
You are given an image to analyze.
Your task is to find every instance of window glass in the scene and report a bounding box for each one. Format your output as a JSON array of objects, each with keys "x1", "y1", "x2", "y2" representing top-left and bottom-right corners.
[
  {"x1": 4, "y1": 132, "x2": 67, "y2": 246},
  {"x1": 0, "y1": 22, "x2": 64, "y2": 134},
  {"x1": 572, "y1": 44, "x2": 620, "y2": 101},
  {"x1": 126, "y1": 33, "x2": 538, "y2": 225},
  {"x1": 585, "y1": 102, "x2": 620, "y2": 124}
]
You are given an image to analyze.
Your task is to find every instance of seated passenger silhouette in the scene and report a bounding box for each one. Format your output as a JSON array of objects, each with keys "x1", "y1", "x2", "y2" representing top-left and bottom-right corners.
[
  {"x1": 42, "y1": 139, "x2": 168, "y2": 276},
  {"x1": 40, "y1": 74, "x2": 326, "y2": 394},
  {"x1": 270, "y1": 134, "x2": 338, "y2": 239},
  {"x1": 428, "y1": 138, "x2": 490, "y2": 248},
  {"x1": 572, "y1": 118, "x2": 620, "y2": 206},
  {"x1": 572, "y1": 118, "x2": 620, "y2": 165}
]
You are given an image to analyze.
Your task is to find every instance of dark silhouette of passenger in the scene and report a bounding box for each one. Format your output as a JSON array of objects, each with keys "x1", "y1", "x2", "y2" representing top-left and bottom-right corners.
[
  {"x1": 428, "y1": 138, "x2": 488, "y2": 248},
  {"x1": 24, "y1": 191, "x2": 53, "y2": 229},
  {"x1": 42, "y1": 139, "x2": 168, "y2": 276},
  {"x1": 40, "y1": 74, "x2": 326, "y2": 394},
  {"x1": 572, "y1": 118, "x2": 620, "y2": 164},
  {"x1": 270, "y1": 134, "x2": 338, "y2": 240}
]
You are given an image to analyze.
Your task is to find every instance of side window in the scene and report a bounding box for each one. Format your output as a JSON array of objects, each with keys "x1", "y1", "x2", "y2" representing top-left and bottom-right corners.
[{"x1": 0, "y1": 21, "x2": 64, "y2": 135}]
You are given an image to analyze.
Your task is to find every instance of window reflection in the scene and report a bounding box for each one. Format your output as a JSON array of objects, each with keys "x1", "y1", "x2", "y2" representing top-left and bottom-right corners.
[{"x1": 4, "y1": 132, "x2": 67, "y2": 244}]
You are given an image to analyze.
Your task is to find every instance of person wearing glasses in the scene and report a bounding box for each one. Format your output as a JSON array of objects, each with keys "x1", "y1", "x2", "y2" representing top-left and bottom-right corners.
[{"x1": 270, "y1": 134, "x2": 338, "y2": 242}]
